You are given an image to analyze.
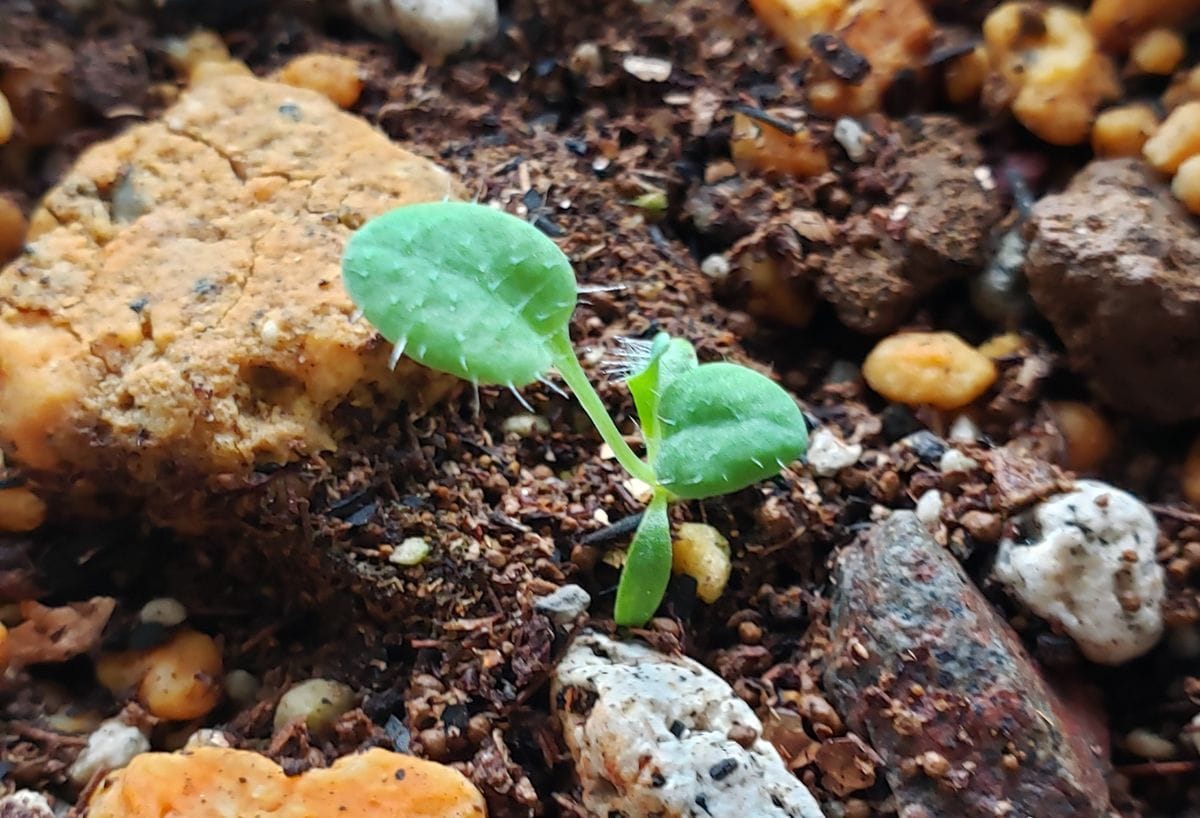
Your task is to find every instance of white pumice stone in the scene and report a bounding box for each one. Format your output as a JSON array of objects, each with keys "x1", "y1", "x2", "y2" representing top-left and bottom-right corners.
[
  {"x1": 915, "y1": 489, "x2": 943, "y2": 531},
  {"x1": 69, "y1": 719, "x2": 149, "y2": 786},
  {"x1": 806, "y1": 428, "x2": 862, "y2": 477},
  {"x1": 0, "y1": 790, "x2": 55, "y2": 818},
  {"x1": 552, "y1": 633, "x2": 824, "y2": 818},
  {"x1": 345, "y1": 0, "x2": 498, "y2": 62},
  {"x1": 138, "y1": 597, "x2": 187, "y2": 628},
  {"x1": 993, "y1": 479, "x2": 1165, "y2": 665}
]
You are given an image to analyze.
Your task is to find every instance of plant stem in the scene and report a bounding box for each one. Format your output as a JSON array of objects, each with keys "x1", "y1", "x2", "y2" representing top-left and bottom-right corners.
[{"x1": 550, "y1": 332, "x2": 657, "y2": 485}]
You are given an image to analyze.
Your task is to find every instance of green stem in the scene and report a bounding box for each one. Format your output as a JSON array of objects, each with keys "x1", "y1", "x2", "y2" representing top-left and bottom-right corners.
[{"x1": 549, "y1": 332, "x2": 657, "y2": 485}]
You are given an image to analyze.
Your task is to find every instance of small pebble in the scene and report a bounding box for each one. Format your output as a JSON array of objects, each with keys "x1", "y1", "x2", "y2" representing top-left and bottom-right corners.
[
  {"x1": 276, "y1": 54, "x2": 363, "y2": 109},
  {"x1": 1124, "y1": 728, "x2": 1175, "y2": 761},
  {"x1": 1173, "y1": 154, "x2": 1200, "y2": 215},
  {"x1": 939, "y1": 449, "x2": 978, "y2": 474},
  {"x1": 500, "y1": 413, "x2": 549, "y2": 438},
  {"x1": 1092, "y1": 104, "x2": 1159, "y2": 158},
  {"x1": 948, "y1": 415, "x2": 980, "y2": 443},
  {"x1": 994, "y1": 480, "x2": 1164, "y2": 664},
  {"x1": 568, "y1": 42, "x2": 602, "y2": 76},
  {"x1": 730, "y1": 112, "x2": 828, "y2": 178},
  {"x1": 863, "y1": 332, "x2": 997, "y2": 410},
  {"x1": 700, "y1": 254, "x2": 731, "y2": 280},
  {"x1": 1143, "y1": 101, "x2": 1200, "y2": 175},
  {"x1": 533, "y1": 584, "x2": 592, "y2": 624},
  {"x1": 274, "y1": 678, "x2": 356, "y2": 736},
  {"x1": 672, "y1": 523, "x2": 732, "y2": 604},
  {"x1": 345, "y1": 0, "x2": 499, "y2": 63},
  {"x1": 96, "y1": 629, "x2": 223, "y2": 721},
  {"x1": 389, "y1": 536, "x2": 431, "y2": 566},
  {"x1": 960, "y1": 510, "x2": 1002, "y2": 544},
  {"x1": 915, "y1": 490, "x2": 942, "y2": 531},
  {"x1": 70, "y1": 719, "x2": 150, "y2": 786},
  {"x1": 1190, "y1": 714, "x2": 1200, "y2": 755},
  {"x1": 738, "y1": 252, "x2": 816, "y2": 326},
  {"x1": 183, "y1": 728, "x2": 233, "y2": 750},
  {"x1": 259, "y1": 318, "x2": 282, "y2": 347},
  {"x1": 0, "y1": 486, "x2": 47, "y2": 533},
  {"x1": 1130, "y1": 28, "x2": 1185, "y2": 76},
  {"x1": 623, "y1": 477, "x2": 654, "y2": 504},
  {"x1": 224, "y1": 668, "x2": 261, "y2": 705},
  {"x1": 983, "y1": 3, "x2": 1118, "y2": 145},
  {"x1": 46, "y1": 707, "x2": 103, "y2": 735},
  {"x1": 738, "y1": 621, "x2": 763, "y2": 645},
  {"x1": 622, "y1": 55, "x2": 673, "y2": 82},
  {"x1": 139, "y1": 598, "x2": 187, "y2": 628},
  {"x1": 944, "y1": 45, "x2": 988, "y2": 103},
  {"x1": 833, "y1": 117, "x2": 868, "y2": 161},
  {"x1": 1048, "y1": 401, "x2": 1113, "y2": 472},
  {"x1": 163, "y1": 30, "x2": 231, "y2": 76},
  {"x1": 899, "y1": 430, "x2": 947, "y2": 462},
  {"x1": 140, "y1": 630, "x2": 222, "y2": 720},
  {"x1": 917, "y1": 750, "x2": 951, "y2": 777},
  {"x1": 0, "y1": 790, "x2": 54, "y2": 818},
  {"x1": 806, "y1": 428, "x2": 863, "y2": 477}
]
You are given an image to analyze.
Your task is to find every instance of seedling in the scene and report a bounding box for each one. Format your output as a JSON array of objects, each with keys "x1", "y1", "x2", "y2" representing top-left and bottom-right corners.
[{"x1": 342, "y1": 202, "x2": 808, "y2": 626}]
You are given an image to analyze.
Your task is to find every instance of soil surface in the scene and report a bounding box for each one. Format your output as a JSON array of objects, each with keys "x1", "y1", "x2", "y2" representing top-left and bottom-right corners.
[{"x1": 2, "y1": 1, "x2": 1200, "y2": 817}]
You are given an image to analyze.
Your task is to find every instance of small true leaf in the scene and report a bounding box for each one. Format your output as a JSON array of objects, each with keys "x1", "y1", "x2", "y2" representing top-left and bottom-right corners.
[
  {"x1": 653, "y1": 362, "x2": 807, "y2": 499},
  {"x1": 614, "y1": 491, "x2": 672, "y2": 627},
  {"x1": 626, "y1": 333, "x2": 697, "y2": 453},
  {"x1": 342, "y1": 202, "x2": 577, "y2": 386}
]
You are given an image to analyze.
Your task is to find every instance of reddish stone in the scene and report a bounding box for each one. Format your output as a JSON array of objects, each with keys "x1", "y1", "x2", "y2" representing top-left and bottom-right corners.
[{"x1": 824, "y1": 511, "x2": 1114, "y2": 818}]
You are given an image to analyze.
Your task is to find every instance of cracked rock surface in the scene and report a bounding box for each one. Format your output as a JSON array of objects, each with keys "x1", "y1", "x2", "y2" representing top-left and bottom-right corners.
[{"x1": 0, "y1": 75, "x2": 459, "y2": 512}]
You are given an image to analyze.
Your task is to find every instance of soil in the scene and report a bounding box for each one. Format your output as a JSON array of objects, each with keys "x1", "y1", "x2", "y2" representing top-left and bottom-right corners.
[{"x1": 2, "y1": 1, "x2": 1199, "y2": 817}]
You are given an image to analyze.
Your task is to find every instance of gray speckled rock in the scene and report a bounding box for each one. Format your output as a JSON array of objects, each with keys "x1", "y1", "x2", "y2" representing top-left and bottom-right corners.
[
  {"x1": 824, "y1": 511, "x2": 1115, "y2": 818},
  {"x1": 553, "y1": 632, "x2": 823, "y2": 818}
]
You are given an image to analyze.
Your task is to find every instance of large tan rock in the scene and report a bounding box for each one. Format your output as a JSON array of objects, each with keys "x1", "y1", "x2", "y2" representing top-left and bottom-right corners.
[
  {"x1": 0, "y1": 75, "x2": 458, "y2": 512},
  {"x1": 86, "y1": 747, "x2": 486, "y2": 818}
]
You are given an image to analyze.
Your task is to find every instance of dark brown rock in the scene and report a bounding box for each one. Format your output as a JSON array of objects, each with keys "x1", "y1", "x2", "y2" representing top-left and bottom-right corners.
[
  {"x1": 824, "y1": 512, "x2": 1114, "y2": 818},
  {"x1": 820, "y1": 117, "x2": 1005, "y2": 334},
  {"x1": 1026, "y1": 158, "x2": 1200, "y2": 422}
]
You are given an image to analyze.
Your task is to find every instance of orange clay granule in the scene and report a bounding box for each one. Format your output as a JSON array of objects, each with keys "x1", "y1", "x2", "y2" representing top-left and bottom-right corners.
[{"x1": 863, "y1": 331, "x2": 997, "y2": 410}]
